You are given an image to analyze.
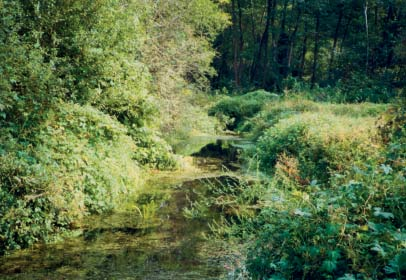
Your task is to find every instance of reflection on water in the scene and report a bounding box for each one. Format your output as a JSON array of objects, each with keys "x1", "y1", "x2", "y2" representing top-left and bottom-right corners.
[{"x1": 0, "y1": 136, "x2": 249, "y2": 279}]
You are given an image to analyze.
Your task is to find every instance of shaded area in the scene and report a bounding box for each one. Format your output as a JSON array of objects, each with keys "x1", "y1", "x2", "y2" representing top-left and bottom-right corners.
[{"x1": 191, "y1": 137, "x2": 254, "y2": 171}]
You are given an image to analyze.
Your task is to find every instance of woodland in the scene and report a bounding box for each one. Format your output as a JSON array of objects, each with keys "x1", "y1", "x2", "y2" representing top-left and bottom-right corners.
[{"x1": 0, "y1": 0, "x2": 405, "y2": 279}]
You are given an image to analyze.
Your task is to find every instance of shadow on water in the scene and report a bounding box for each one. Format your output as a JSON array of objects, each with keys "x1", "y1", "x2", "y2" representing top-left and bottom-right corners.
[{"x1": 0, "y1": 136, "x2": 250, "y2": 279}]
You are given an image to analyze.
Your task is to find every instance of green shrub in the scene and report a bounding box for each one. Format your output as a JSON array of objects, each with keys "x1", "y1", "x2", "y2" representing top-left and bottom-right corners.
[
  {"x1": 159, "y1": 92, "x2": 222, "y2": 142},
  {"x1": 0, "y1": 103, "x2": 143, "y2": 254},
  {"x1": 336, "y1": 72, "x2": 395, "y2": 103},
  {"x1": 242, "y1": 99, "x2": 405, "y2": 279},
  {"x1": 130, "y1": 127, "x2": 177, "y2": 170},
  {"x1": 256, "y1": 113, "x2": 380, "y2": 184},
  {"x1": 241, "y1": 99, "x2": 387, "y2": 138},
  {"x1": 247, "y1": 156, "x2": 405, "y2": 279},
  {"x1": 281, "y1": 75, "x2": 395, "y2": 103},
  {"x1": 208, "y1": 90, "x2": 279, "y2": 130}
]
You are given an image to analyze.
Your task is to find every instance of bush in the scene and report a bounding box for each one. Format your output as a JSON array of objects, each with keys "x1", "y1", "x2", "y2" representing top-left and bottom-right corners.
[
  {"x1": 337, "y1": 72, "x2": 395, "y2": 103},
  {"x1": 242, "y1": 99, "x2": 405, "y2": 279},
  {"x1": 0, "y1": 103, "x2": 143, "y2": 254},
  {"x1": 241, "y1": 99, "x2": 387, "y2": 138},
  {"x1": 247, "y1": 151, "x2": 405, "y2": 279},
  {"x1": 281, "y1": 75, "x2": 395, "y2": 103},
  {"x1": 159, "y1": 92, "x2": 222, "y2": 142},
  {"x1": 256, "y1": 113, "x2": 380, "y2": 184},
  {"x1": 208, "y1": 90, "x2": 279, "y2": 130},
  {"x1": 130, "y1": 127, "x2": 177, "y2": 170}
]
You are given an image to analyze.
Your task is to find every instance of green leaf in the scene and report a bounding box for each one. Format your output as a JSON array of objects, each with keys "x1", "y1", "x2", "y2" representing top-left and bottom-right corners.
[
  {"x1": 371, "y1": 242, "x2": 386, "y2": 257},
  {"x1": 337, "y1": 274, "x2": 356, "y2": 280},
  {"x1": 321, "y1": 259, "x2": 337, "y2": 272},
  {"x1": 373, "y1": 207, "x2": 394, "y2": 219}
]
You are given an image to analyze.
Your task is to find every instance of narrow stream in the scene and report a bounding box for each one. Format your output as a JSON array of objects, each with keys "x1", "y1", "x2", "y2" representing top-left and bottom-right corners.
[{"x1": 0, "y1": 136, "x2": 249, "y2": 279}]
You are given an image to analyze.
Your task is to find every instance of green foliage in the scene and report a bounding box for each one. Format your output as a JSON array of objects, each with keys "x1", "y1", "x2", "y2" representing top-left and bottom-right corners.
[
  {"x1": 335, "y1": 72, "x2": 396, "y2": 103},
  {"x1": 158, "y1": 92, "x2": 223, "y2": 143},
  {"x1": 213, "y1": 0, "x2": 405, "y2": 95},
  {"x1": 203, "y1": 96, "x2": 405, "y2": 279},
  {"x1": 0, "y1": 1, "x2": 63, "y2": 128},
  {"x1": 240, "y1": 98, "x2": 387, "y2": 138},
  {"x1": 281, "y1": 75, "x2": 396, "y2": 103},
  {"x1": 246, "y1": 156, "x2": 405, "y2": 279},
  {"x1": 130, "y1": 127, "x2": 176, "y2": 170},
  {"x1": 256, "y1": 113, "x2": 380, "y2": 184},
  {"x1": 0, "y1": 0, "x2": 227, "y2": 255},
  {"x1": 242, "y1": 99, "x2": 406, "y2": 278},
  {"x1": 208, "y1": 90, "x2": 279, "y2": 130},
  {"x1": 139, "y1": 0, "x2": 229, "y2": 134},
  {"x1": 0, "y1": 103, "x2": 143, "y2": 254}
]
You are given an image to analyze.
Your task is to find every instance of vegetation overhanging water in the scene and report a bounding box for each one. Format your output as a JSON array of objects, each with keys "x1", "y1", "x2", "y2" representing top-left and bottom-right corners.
[{"x1": 0, "y1": 137, "x2": 249, "y2": 279}]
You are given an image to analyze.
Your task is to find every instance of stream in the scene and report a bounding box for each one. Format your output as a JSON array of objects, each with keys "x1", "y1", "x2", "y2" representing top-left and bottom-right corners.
[{"x1": 0, "y1": 136, "x2": 251, "y2": 279}]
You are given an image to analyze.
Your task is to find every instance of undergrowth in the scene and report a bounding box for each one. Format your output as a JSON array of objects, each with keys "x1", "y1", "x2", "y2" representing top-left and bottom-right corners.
[
  {"x1": 197, "y1": 92, "x2": 405, "y2": 279},
  {"x1": 208, "y1": 90, "x2": 279, "y2": 130},
  {"x1": 0, "y1": 102, "x2": 175, "y2": 254}
]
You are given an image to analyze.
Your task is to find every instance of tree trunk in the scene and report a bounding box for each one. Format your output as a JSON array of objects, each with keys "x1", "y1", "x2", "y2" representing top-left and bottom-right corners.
[
  {"x1": 287, "y1": 4, "x2": 302, "y2": 72},
  {"x1": 364, "y1": 0, "x2": 369, "y2": 74},
  {"x1": 250, "y1": 0, "x2": 273, "y2": 86},
  {"x1": 231, "y1": 0, "x2": 241, "y2": 87},
  {"x1": 328, "y1": 7, "x2": 343, "y2": 81},
  {"x1": 280, "y1": 0, "x2": 289, "y2": 32},
  {"x1": 276, "y1": 0, "x2": 290, "y2": 80},
  {"x1": 311, "y1": 12, "x2": 320, "y2": 89},
  {"x1": 383, "y1": 3, "x2": 396, "y2": 68},
  {"x1": 299, "y1": 22, "x2": 308, "y2": 79},
  {"x1": 250, "y1": 0, "x2": 257, "y2": 42},
  {"x1": 237, "y1": 0, "x2": 244, "y2": 84},
  {"x1": 340, "y1": 16, "x2": 352, "y2": 52}
]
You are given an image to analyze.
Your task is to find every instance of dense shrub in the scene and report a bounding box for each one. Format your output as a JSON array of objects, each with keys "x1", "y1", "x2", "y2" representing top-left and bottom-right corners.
[
  {"x1": 336, "y1": 72, "x2": 396, "y2": 103},
  {"x1": 0, "y1": 0, "x2": 227, "y2": 256},
  {"x1": 208, "y1": 90, "x2": 279, "y2": 130},
  {"x1": 130, "y1": 127, "x2": 176, "y2": 170},
  {"x1": 241, "y1": 99, "x2": 387, "y2": 138},
  {"x1": 0, "y1": 103, "x2": 143, "y2": 253},
  {"x1": 247, "y1": 165, "x2": 406, "y2": 279},
  {"x1": 281, "y1": 75, "x2": 396, "y2": 103},
  {"x1": 256, "y1": 113, "x2": 380, "y2": 184},
  {"x1": 158, "y1": 92, "x2": 222, "y2": 143},
  {"x1": 203, "y1": 98, "x2": 405, "y2": 279},
  {"x1": 247, "y1": 130, "x2": 405, "y2": 279}
]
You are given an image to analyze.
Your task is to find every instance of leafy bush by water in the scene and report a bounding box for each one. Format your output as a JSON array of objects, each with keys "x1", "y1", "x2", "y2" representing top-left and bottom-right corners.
[
  {"x1": 0, "y1": 103, "x2": 145, "y2": 254},
  {"x1": 208, "y1": 90, "x2": 279, "y2": 130},
  {"x1": 242, "y1": 99, "x2": 387, "y2": 138},
  {"x1": 201, "y1": 97, "x2": 405, "y2": 279},
  {"x1": 256, "y1": 113, "x2": 380, "y2": 184},
  {"x1": 245, "y1": 101, "x2": 406, "y2": 279},
  {"x1": 247, "y1": 145, "x2": 405, "y2": 279}
]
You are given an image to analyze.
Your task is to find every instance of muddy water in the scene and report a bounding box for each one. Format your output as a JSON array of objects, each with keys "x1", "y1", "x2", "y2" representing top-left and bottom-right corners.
[{"x1": 0, "y1": 137, "x2": 248, "y2": 280}]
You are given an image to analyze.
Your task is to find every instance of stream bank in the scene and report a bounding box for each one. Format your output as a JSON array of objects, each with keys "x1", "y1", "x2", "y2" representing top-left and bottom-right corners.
[{"x1": 0, "y1": 136, "x2": 249, "y2": 279}]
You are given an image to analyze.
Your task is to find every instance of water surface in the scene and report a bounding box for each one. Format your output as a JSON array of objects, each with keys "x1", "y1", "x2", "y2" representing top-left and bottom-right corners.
[{"x1": 0, "y1": 137, "x2": 247, "y2": 279}]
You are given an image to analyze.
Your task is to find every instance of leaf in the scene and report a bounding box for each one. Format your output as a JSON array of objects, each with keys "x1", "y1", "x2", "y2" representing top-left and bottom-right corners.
[
  {"x1": 359, "y1": 225, "x2": 369, "y2": 231},
  {"x1": 293, "y1": 209, "x2": 312, "y2": 217},
  {"x1": 321, "y1": 259, "x2": 337, "y2": 272},
  {"x1": 328, "y1": 249, "x2": 341, "y2": 261},
  {"x1": 373, "y1": 207, "x2": 394, "y2": 219},
  {"x1": 380, "y1": 164, "x2": 392, "y2": 175},
  {"x1": 371, "y1": 242, "x2": 386, "y2": 257},
  {"x1": 337, "y1": 274, "x2": 356, "y2": 280},
  {"x1": 384, "y1": 250, "x2": 406, "y2": 275}
]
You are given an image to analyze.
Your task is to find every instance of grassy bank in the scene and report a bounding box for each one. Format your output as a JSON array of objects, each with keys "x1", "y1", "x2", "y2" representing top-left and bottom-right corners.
[{"x1": 192, "y1": 91, "x2": 405, "y2": 279}]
